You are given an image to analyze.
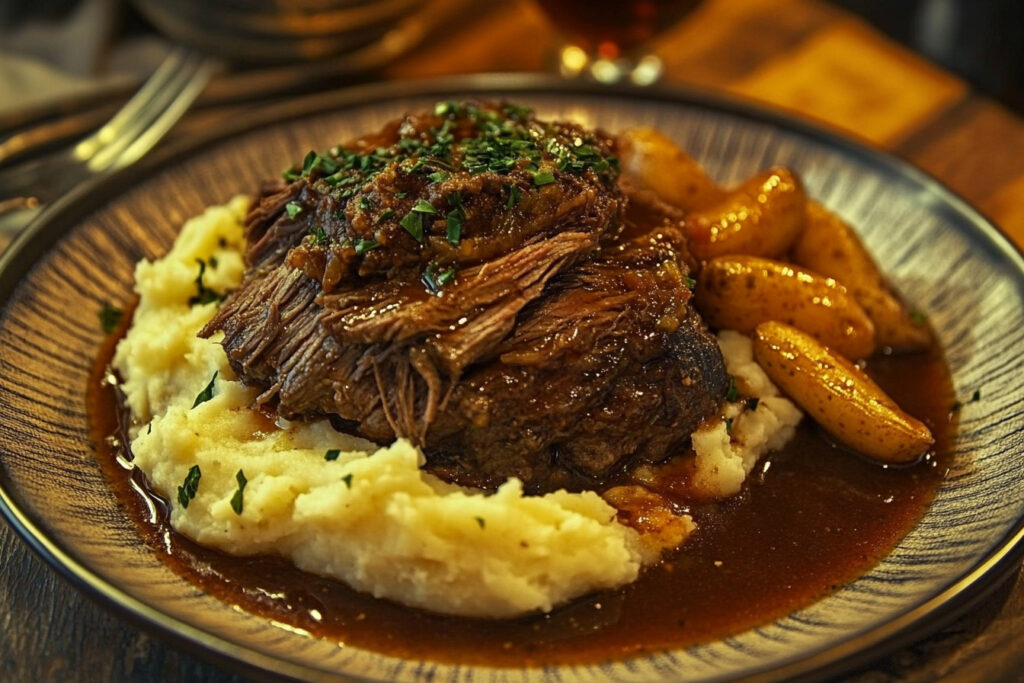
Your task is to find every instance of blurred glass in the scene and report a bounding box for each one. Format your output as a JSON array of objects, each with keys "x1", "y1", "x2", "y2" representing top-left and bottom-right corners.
[
  {"x1": 131, "y1": 0, "x2": 423, "y2": 64},
  {"x1": 535, "y1": 0, "x2": 704, "y2": 85}
]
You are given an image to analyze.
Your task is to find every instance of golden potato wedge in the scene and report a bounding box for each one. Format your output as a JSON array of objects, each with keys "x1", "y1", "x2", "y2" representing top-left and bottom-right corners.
[
  {"x1": 684, "y1": 167, "x2": 806, "y2": 261},
  {"x1": 753, "y1": 321, "x2": 934, "y2": 464},
  {"x1": 696, "y1": 255, "x2": 876, "y2": 359},
  {"x1": 618, "y1": 128, "x2": 723, "y2": 211},
  {"x1": 791, "y1": 201, "x2": 931, "y2": 351}
]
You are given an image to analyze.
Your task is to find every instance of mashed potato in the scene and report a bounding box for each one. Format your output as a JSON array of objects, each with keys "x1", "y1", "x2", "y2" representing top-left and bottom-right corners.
[{"x1": 112, "y1": 199, "x2": 800, "y2": 618}]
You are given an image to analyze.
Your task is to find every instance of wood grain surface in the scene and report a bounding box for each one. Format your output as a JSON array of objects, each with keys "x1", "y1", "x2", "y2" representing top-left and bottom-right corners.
[{"x1": 3, "y1": 0, "x2": 1024, "y2": 680}]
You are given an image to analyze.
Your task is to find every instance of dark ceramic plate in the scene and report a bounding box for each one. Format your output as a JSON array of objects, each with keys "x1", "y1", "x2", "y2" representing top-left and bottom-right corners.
[{"x1": 2, "y1": 75, "x2": 1023, "y2": 682}]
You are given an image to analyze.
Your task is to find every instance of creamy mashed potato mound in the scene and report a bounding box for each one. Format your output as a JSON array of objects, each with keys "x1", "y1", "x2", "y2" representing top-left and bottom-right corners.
[{"x1": 112, "y1": 199, "x2": 801, "y2": 618}]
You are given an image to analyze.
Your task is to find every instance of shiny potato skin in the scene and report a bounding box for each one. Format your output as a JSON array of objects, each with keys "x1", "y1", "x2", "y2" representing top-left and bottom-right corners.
[
  {"x1": 791, "y1": 201, "x2": 931, "y2": 352},
  {"x1": 696, "y1": 255, "x2": 876, "y2": 360},
  {"x1": 752, "y1": 321, "x2": 934, "y2": 464},
  {"x1": 684, "y1": 167, "x2": 806, "y2": 262},
  {"x1": 618, "y1": 128, "x2": 724, "y2": 211}
]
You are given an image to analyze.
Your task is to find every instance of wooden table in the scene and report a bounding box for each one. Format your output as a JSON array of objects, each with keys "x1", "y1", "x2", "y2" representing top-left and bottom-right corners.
[{"x1": 3, "y1": 0, "x2": 1024, "y2": 680}]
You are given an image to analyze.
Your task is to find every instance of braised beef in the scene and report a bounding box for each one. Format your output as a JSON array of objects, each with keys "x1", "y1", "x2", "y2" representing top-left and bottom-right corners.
[{"x1": 202, "y1": 102, "x2": 728, "y2": 492}]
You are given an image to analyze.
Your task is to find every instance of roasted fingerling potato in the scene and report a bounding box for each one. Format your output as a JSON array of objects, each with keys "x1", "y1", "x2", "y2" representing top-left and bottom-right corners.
[
  {"x1": 752, "y1": 321, "x2": 934, "y2": 464},
  {"x1": 684, "y1": 167, "x2": 806, "y2": 262},
  {"x1": 791, "y1": 201, "x2": 931, "y2": 351},
  {"x1": 618, "y1": 128, "x2": 723, "y2": 211},
  {"x1": 696, "y1": 256, "x2": 876, "y2": 359}
]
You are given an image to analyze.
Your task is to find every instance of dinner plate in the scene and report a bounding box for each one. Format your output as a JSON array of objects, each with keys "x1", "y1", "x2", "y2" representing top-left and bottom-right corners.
[{"x1": 2, "y1": 74, "x2": 1024, "y2": 682}]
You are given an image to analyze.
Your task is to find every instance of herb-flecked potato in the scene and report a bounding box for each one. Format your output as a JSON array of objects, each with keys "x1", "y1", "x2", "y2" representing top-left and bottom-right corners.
[
  {"x1": 696, "y1": 255, "x2": 876, "y2": 360},
  {"x1": 791, "y1": 201, "x2": 931, "y2": 352},
  {"x1": 618, "y1": 128, "x2": 723, "y2": 211},
  {"x1": 752, "y1": 321, "x2": 934, "y2": 464},
  {"x1": 684, "y1": 167, "x2": 806, "y2": 262}
]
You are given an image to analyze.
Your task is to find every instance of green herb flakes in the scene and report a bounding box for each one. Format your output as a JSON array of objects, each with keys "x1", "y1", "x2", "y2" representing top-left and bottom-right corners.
[
  {"x1": 684, "y1": 276, "x2": 697, "y2": 291},
  {"x1": 325, "y1": 449, "x2": 341, "y2": 461},
  {"x1": 506, "y1": 184, "x2": 522, "y2": 208},
  {"x1": 971, "y1": 389, "x2": 981, "y2": 402},
  {"x1": 377, "y1": 209, "x2": 397, "y2": 222},
  {"x1": 342, "y1": 473, "x2": 353, "y2": 489},
  {"x1": 285, "y1": 202, "x2": 303, "y2": 219},
  {"x1": 192, "y1": 371, "x2": 218, "y2": 409},
  {"x1": 354, "y1": 239, "x2": 380, "y2": 255},
  {"x1": 412, "y1": 199, "x2": 437, "y2": 214},
  {"x1": 400, "y1": 211, "x2": 424, "y2": 242},
  {"x1": 533, "y1": 170, "x2": 556, "y2": 186},
  {"x1": 725, "y1": 417, "x2": 734, "y2": 435},
  {"x1": 422, "y1": 263, "x2": 457, "y2": 293},
  {"x1": 230, "y1": 470, "x2": 247, "y2": 515},
  {"x1": 726, "y1": 377, "x2": 739, "y2": 402},
  {"x1": 177, "y1": 465, "x2": 201, "y2": 509},
  {"x1": 910, "y1": 309, "x2": 927, "y2": 325},
  {"x1": 187, "y1": 259, "x2": 222, "y2": 306},
  {"x1": 358, "y1": 195, "x2": 374, "y2": 211},
  {"x1": 745, "y1": 397, "x2": 760, "y2": 412},
  {"x1": 474, "y1": 516, "x2": 486, "y2": 529},
  {"x1": 428, "y1": 171, "x2": 449, "y2": 184},
  {"x1": 99, "y1": 303, "x2": 123, "y2": 334},
  {"x1": 309, "y1": 225, "x2": 329, "y2": 246},
  {"x1": 446, "y1": 209, "x2": 463, "y2": 245}
]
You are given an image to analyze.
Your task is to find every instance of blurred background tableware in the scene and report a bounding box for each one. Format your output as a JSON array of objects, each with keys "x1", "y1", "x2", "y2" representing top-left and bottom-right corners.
[
  {"x1": 536, "y1": 0, "x2": 705, "y2": 85},
  {"x1": 0, "y1": 0, "x2": 471, "y2": 234},
  {"x1": 131, "y1": 0, "x2": 422, "y2": 64}
]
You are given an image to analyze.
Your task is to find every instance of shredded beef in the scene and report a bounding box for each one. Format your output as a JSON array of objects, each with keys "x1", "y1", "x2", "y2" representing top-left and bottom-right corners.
[{"x1": 202, "y1": 102, "x2": 728, "y2": 492}]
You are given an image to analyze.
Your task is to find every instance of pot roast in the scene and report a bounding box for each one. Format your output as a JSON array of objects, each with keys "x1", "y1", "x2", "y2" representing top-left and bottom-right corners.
[{"x1": 202, "y1": 102, "x2": 728, "y2": 492}]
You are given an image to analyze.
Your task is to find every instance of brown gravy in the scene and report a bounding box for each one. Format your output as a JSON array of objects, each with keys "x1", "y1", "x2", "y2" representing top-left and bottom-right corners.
[{"x1": 88, "y1": 324, "x2": 956, "y2": 666}]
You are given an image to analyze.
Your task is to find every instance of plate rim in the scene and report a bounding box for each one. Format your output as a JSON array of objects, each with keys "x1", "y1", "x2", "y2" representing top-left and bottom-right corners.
[{"x1": 2, "y1": 72, "x2": 1023, "y2": 682}]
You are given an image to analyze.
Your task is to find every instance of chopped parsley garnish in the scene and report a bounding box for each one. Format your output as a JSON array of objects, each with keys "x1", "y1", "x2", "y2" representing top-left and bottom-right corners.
[
  {"x1": 474, "y1": 516, "x2": 486, "y2": 529},
  {"x1": 309, "y1": 225, "x2": 329, "y2": 246},
  {"x1": 177, "y1": 465, "x2": 201, "y2": 509},
  {"x1": 533, "y1": 170, "x2": 556, "y2": 186},
  {"x1": 684, "y1": 276, "x2": 697, "y2": 291},
  {"x1": 342, "y1": 473, "x2": 353, "y2": 489},
  {"x1": 725, "y1": 417, "x2": 734, "y2": 435},
  {"x1": 422, "y1": 263, "x2": 457, "y2": 293},
  {"x1": 501, "y1": 103, "x2": 533, "y2": 120},
  {"x1": 325, "y1": 449, "x2": 341, "y2": 461},
  {"x1": 412, "y1": 199, "x2": 437, "y2": 214},
  {"x1": 99, "y1": 303, "x2": 123, "y2": 334},
  {"x1": 354, "y1": 239, "x2": 381, "y2": 255},
  {"x1": 446, "y1": 208, "x2": 464, "y2": 244},
  {"x1": 400, "y1": 211, "x2": 424, "y2": 242},
  {"x1": 192, "y1": 371, "x2": 217, "y2": 408},
  {"x1": 278, "y1": 101, "x2": 616, "y2": 243},
  {"x1": 726, "y1": 377, "x2": 739, "y2": 402},
  {"x1": 910, "y1": 309, "x2": 927, "y2": 325},
  {"x1": 971, "y1": 389, "x2": 981, "y2": 402},
  {"x1": 506, "y1": 184, "x2": 522, "y2": 208},
  {"x1": 187, "y1": 259, "x2": 223, "y2": 306},
  {"x1": 435, "y1": 101, "x2": 459, "y2": 117},
  {"x1": 745, "y1": 397, "x2": 760, "y2": 411},
  {"x1": 230, "y1": 470, "x2": 247, "y2": 515}
]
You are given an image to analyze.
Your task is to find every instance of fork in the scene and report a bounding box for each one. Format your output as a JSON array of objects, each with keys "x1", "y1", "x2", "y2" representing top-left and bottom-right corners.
[{"x1": 0, "y1": 46, "x2": 221, "y2": 225}]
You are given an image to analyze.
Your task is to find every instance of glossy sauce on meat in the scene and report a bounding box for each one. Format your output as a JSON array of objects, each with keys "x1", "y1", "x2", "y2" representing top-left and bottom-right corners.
[{"x1": 89, "y1": 322, "x2": 956, "y2": 666}]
